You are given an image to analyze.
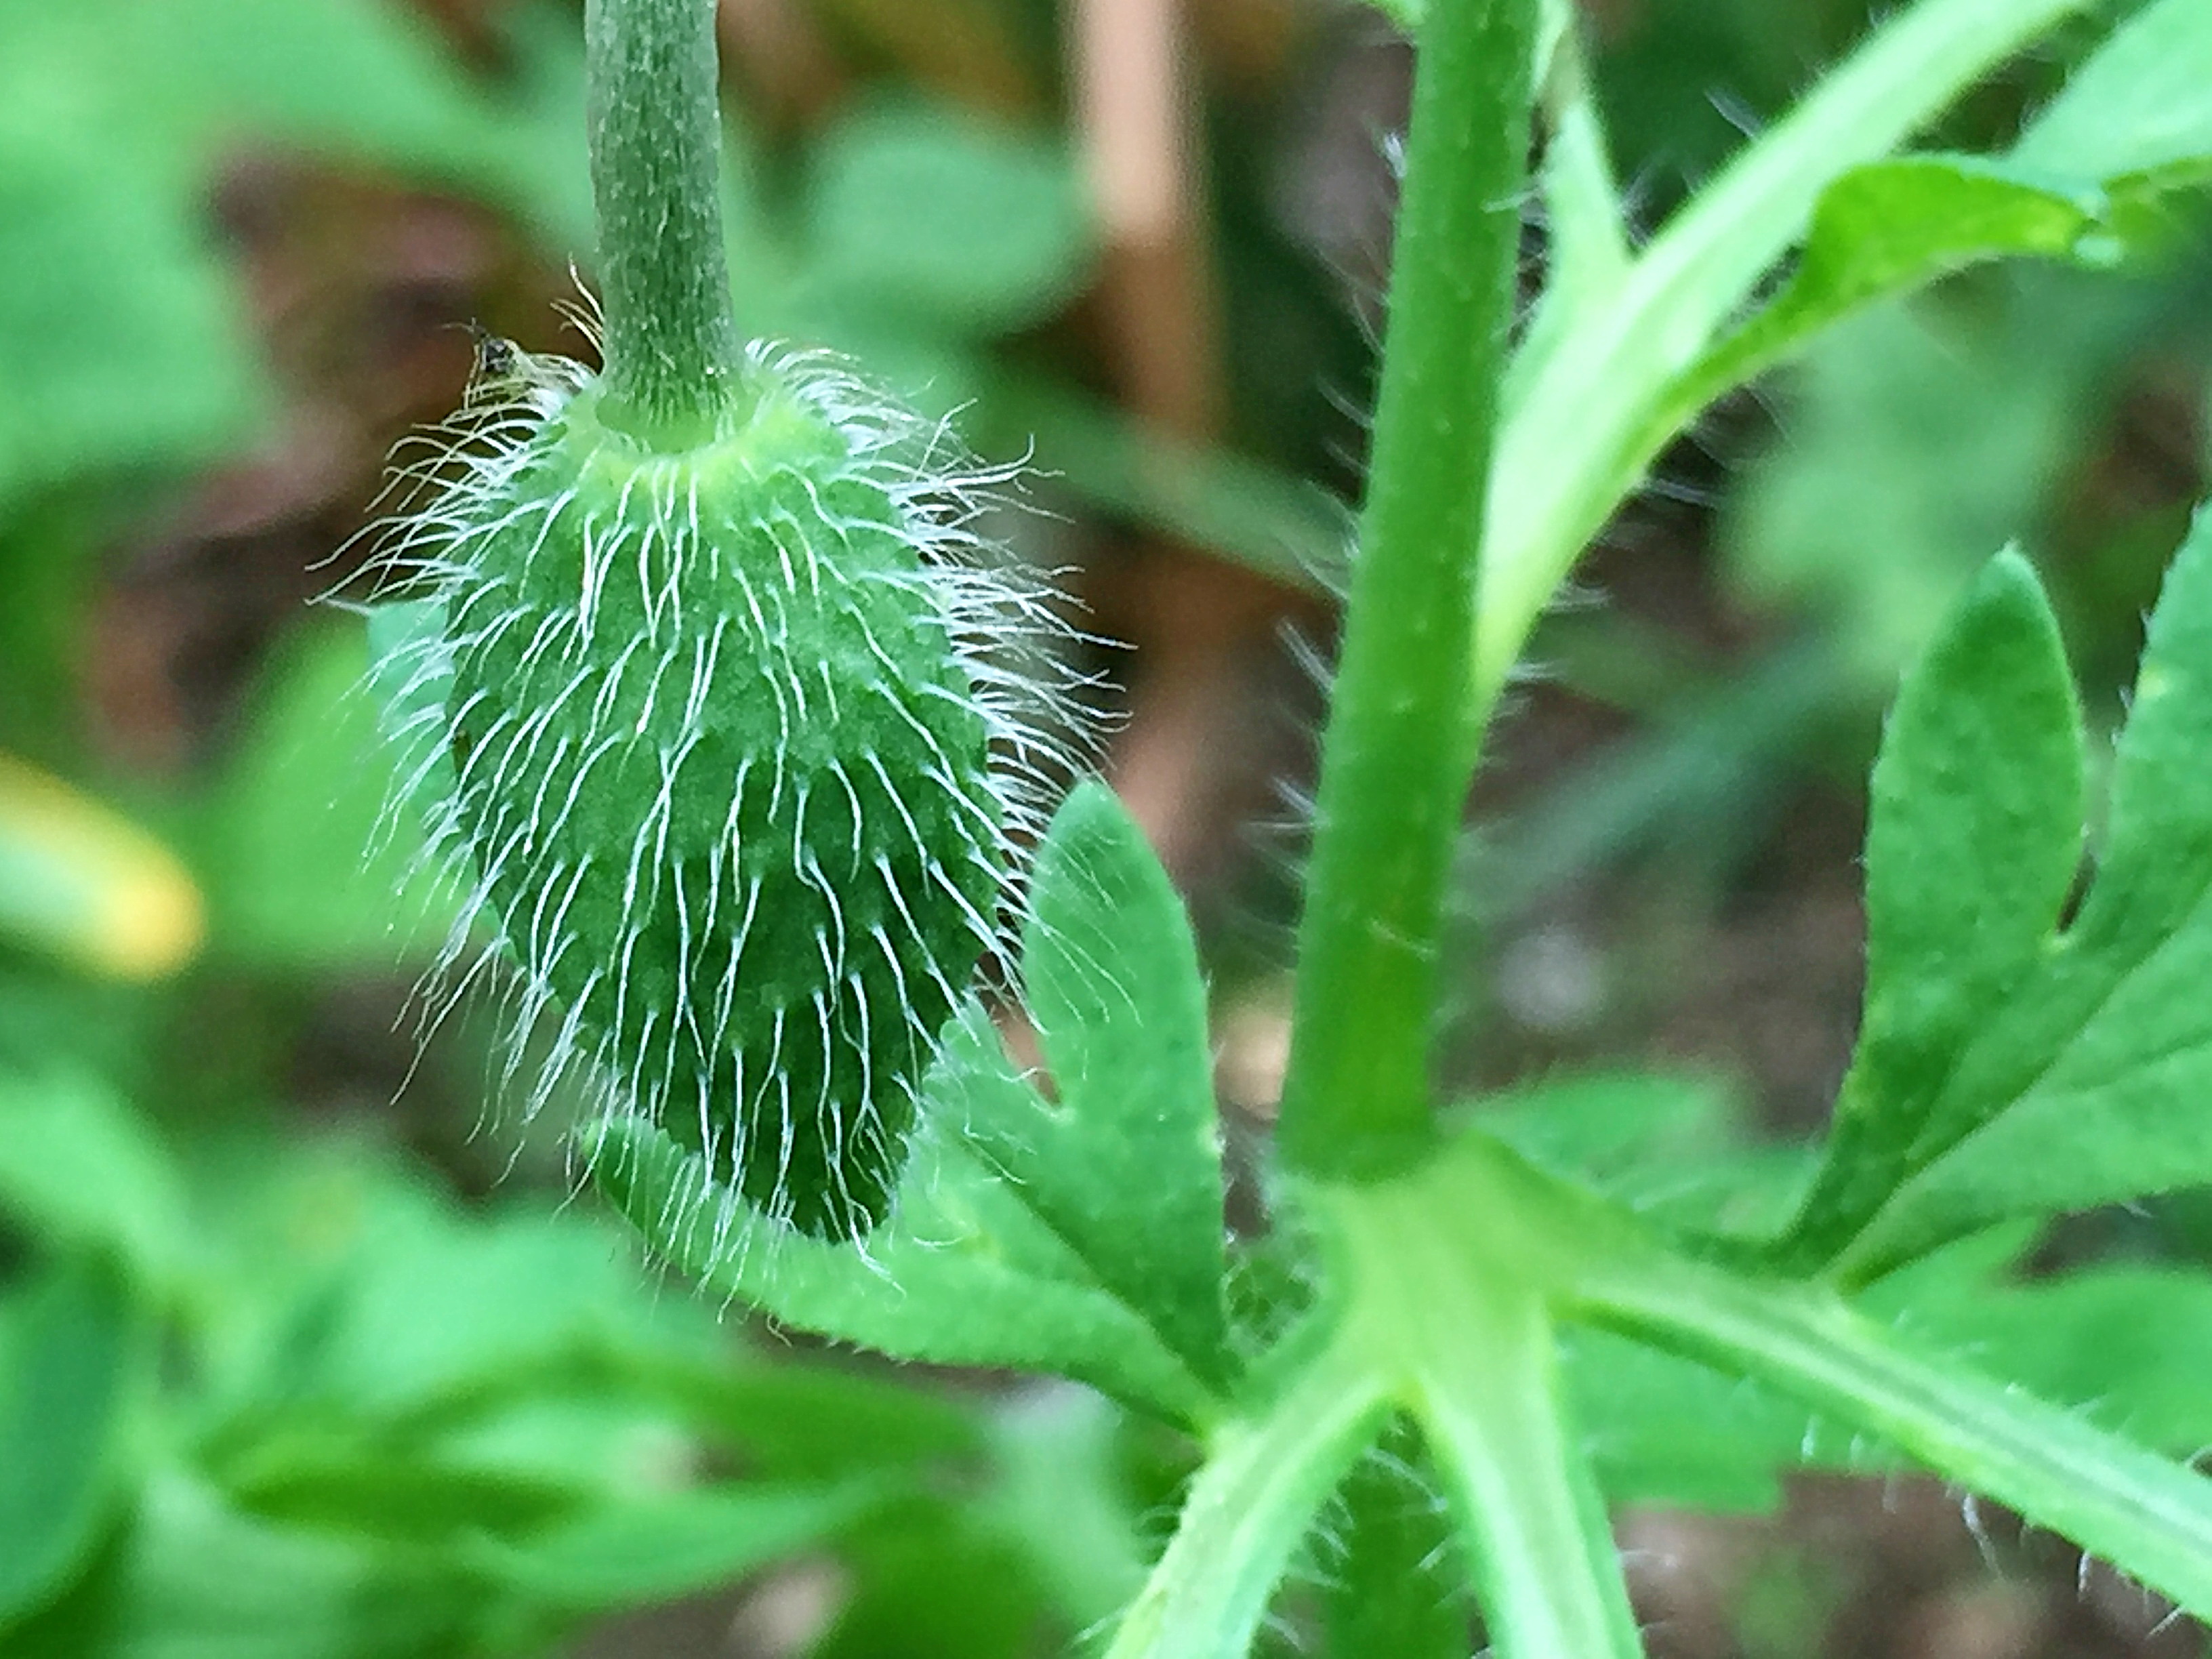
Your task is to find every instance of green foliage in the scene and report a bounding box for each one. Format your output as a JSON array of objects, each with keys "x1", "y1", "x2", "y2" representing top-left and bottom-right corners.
[
  {"x1": 592, "y1": 783, "x2": 1228, "y2": 1424},
  {"x1": 1777, "y1": 552, "x2": 2085, "y2": 1267},
  {"x1": 9, "y1": 0, "x2": 2212, "y2": 1656},
  {"x1": 0, "y1": 1258, "x2": 147, "y2": 1626},
  {"x1": 804, "y1": 102, "x2": 1090, "y2": 337},
  {"x1": 960, "y1": 782, "x2": 1229, "y2": 1387}
]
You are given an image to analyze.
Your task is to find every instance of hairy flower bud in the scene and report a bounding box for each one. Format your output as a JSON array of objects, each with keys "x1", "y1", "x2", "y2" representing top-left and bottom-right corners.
[{"x1": 366, "y1": 338, "x2": 1086, "y2": 1238}]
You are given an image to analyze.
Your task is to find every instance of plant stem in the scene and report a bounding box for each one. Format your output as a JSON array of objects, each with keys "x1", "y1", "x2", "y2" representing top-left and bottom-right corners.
[
  {"x1": 1412, "y1": 1311, "x2": 1642, "y2": 1659},
  {"x1": 1572, "y1": 1258, "x2": 2212, "y2": 1616},
  {"x1": 1277, "y1": 0, "x2": 1539, "y2": 1179},
  {"x1": 1103, "y1": 1344, "x2": 1393, "y2": 1659},
  {"x1": 1328, "y1": 1162, "x2": 1643, "y2": 1659},
  {"x1": 583, "y1": 0, "x2": 747, "y2": 449}
]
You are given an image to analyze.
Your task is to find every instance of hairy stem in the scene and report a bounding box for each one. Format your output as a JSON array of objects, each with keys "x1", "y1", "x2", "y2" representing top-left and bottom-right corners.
[
  {"x1": 583, "y1": 0, "x2": 747, "y2": 447},
  {"x1": 1103, "y1": 1345, "x2": 1393, "y2": 1659},
  {"x1": 1572, "y1": 1258, "x2": 2212, "y2": 1616},
  {"x1": 1277, "y1": 0, "x2": 1540, "y2": 1177}
]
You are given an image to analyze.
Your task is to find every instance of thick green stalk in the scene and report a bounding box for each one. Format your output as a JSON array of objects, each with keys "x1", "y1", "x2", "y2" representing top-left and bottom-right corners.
[
  {"x1": 583, "y1": 0, "x2": 747, "y2": 448},
  {"x1": 1277, "y1": 0, "x2": 1539, "y2": 1176},
  {"x1": 1571, "y1": 1260, "x2": 2212, "y2": 1616}
]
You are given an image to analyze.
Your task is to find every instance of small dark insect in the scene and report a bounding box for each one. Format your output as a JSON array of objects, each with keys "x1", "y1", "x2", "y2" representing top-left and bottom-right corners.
[{"x1": 463, "y1": 320, "x2": 521, "y2": 396}]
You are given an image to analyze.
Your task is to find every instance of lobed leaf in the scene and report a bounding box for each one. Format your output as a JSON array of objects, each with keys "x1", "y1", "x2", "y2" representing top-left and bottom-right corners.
[
  {"x1": 1841, "y1": 506, "x2": 2212, "y2": 1271},
  {"x1": 591, "y1": 1083, "x2": 1216, "y2": 1426},
  {"x1": 958, "y1": 781, "x2": 1231, "y2": 1387},
  {"x1": 1778, "y1": 552, "x2": 2084, "y2": 1266}
]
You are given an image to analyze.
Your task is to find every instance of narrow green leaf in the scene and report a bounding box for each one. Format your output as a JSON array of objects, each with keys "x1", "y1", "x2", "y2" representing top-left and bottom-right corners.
[
  {"x1": 2013, "y1": 0, "x2": 2212, "y2": 186},
  {"x1": 1651, "y1": 156, "x2": 2148, "y2": 445},
  {"x1": 463, "y1": 1481, "x2": 882, "y2": 1613},
  {"x1": 1845, "y1": 506, "x2": 2212, "y2": 1272},
  {"x1": 959, "y1": 781, "x2": 1229, "y2": 1385},
  {"x1": 1778, "y1": 552, "x2": 2083, "y2": 1266},
  {"x1": 590, "y1": 1084, "x2": 1215, "y2": 1426},
  {"x1": 0, "y1": 1257, "x2": 146, "y2": 1625}
]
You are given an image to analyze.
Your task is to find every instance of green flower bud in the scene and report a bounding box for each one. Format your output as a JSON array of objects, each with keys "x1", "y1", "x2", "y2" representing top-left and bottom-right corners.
[{"x1": 367, "y1": 338, "x2": 1086, "y2": 1239}]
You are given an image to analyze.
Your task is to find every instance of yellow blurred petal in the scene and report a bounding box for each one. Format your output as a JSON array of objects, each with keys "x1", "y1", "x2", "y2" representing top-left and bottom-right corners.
[{"x1": 0, "y1": 753, "x2": 205, "y2": 981}]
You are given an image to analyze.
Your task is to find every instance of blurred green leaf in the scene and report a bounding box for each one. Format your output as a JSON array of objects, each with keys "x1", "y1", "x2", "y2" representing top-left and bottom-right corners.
[
  {"x1": 0, "y1": 1072, "x2": 189, "y2": 1291},
  {"x1": 197, "y1": 625, "x2": 459, "y2": 968},
  {"x1": 222, "y1": 1437, "x2": 589, "y2": 1549},
  {"x1": 464, "y1": 1480, "x2": 883, "y2": 1614},
  {"x1": 1470, "y1": 1068, "x2": 1807, "y2": 1242},
  {"x1": 815, "y1": 1509, "x2": 1054, "y2": 1659},
  {"x1": 638, "y1": 1350, "x2": 985, "y2": 1483},
  {"x1": 5, "y1": 1473, "x2": 471, "y2": 1659},
  {"x1": 1723, "y1": 292, "x2": 2101, "y2": 678},
  {"x1": 982, "y1": 1387, "x2": 1151, "y2": 1631},
  {"x1": 1561, "y1": 1326, "x2": 1828, "y2": 1511},
  {"x1": 959, "y1": 783, "x2": 1230, "y2": 1387},
  {"x1": 1779, "y1": 554, "x2": 2085, "y2": 1267},
  {"x1": 1916, "y1": 1262, "x2": 2212, "y2": 1458},
  {"x1": 0, "y1": 0, "x2": 586, "y2": 515},
  {"x1": 0, "y1": 1257, "x2": 147, "y2": 1627},
  {"x1": 2013, "y1": 0, "x2": 2212, "y2": 186},
  {"x1": 804, "y1": 102, "x2": 1090, "y2": 337},
  {"x1": 0, "y1": 138, "x2": 261, "y2": 514}
]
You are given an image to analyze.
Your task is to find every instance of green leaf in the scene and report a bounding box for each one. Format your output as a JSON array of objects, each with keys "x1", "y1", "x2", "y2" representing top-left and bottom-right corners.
[
  {"x1": 1651, "y1": 155, "x2": 2154, "y2": 451},
  {"x1": 0, "y1": 1257, "x2": 147, "y2": 1626},
  {"x1": 590, "y1": 1088, "x2": 1216, "y2": 1426},
  {"x1": 0, "y1": 133, "x2": 261, "y2": 512},
  {"x1": 5, "y1": 1473, "x2": 472, "y2": 1659},
  {"x1": 1778, "y1": 552, "x2": 2083, "y2": 1267},
  {"x1": 641, "y1": 1351, "x2": 985, "y2": 1483},
  {"x1": 1561, "y1": 1327, "x2": 1835, "y2": 1513},
  {"x1": 1904, "y1": 1261, "x2": 2212, "y2": 1461},
  {"x1": 1843, "y1": 505, "x2": 2212, "y2": 1273},
  {"x1": 196, "y1": 625, "x2": 459, "y2": 968},
  {"x1": 958, "y1": 782, "x2": 1229, "y2": 1385},
  {"x1": 803, "y1": 102, "x2": 1090, "y2": 337},
  {"x1": 0, "y1": 0, "x2": 558, "y2": 512},
  {"x1": 2013, "y1": 0, "x2": 2212, "y2": 187},
  {"x1": 0, "y1": 1072, "x2": 189, "y2": 1292},
  {"x1": 462, "y1": 1481, "x2": 882, "y2": 1614}
]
